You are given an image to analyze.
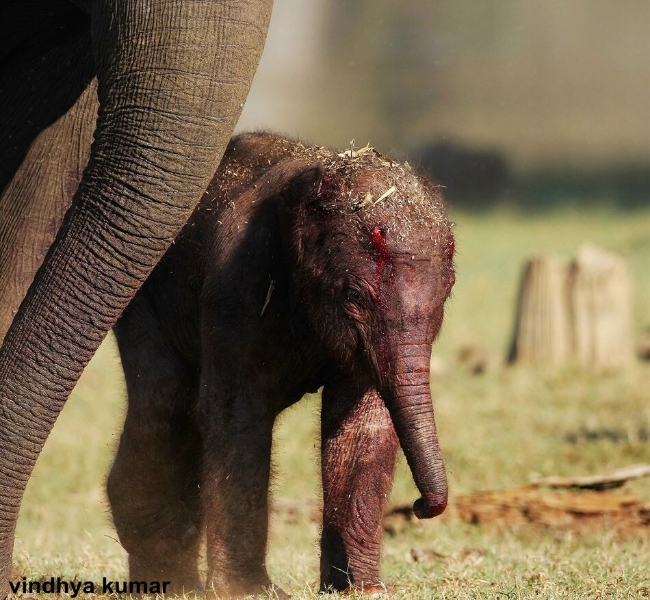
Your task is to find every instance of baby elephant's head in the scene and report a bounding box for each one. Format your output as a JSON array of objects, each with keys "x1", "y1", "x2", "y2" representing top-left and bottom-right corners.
[{"x1": 276, "y1": 151, "x2": 455, "y2": 519}]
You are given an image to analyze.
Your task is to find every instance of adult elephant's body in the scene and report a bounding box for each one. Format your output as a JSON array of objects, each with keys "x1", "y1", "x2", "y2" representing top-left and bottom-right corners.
[{"x1": 0, "y1": 0, "x2": 273, "y2": 595}]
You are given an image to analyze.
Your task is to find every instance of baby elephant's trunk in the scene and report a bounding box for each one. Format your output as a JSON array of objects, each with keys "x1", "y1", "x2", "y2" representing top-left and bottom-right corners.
[{"x1": 380, "y1": 343, "x2": 448, "y2": 519}]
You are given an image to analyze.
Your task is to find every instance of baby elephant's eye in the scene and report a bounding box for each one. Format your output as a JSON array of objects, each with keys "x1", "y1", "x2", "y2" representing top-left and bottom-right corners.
[{"x1": 344, "y1": 287, "x2": 363, "y2": 303}]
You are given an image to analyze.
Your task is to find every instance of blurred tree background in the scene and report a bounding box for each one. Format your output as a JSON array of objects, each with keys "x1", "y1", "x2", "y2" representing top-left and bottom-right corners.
[{"x1": 238, "y1": 0, "x2": 650, "y2": 209}]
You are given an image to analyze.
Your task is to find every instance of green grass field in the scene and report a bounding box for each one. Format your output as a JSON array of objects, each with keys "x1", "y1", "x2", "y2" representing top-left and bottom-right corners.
[{"x1": 14, "y1": 206, "x2": 650, "y2": 598}]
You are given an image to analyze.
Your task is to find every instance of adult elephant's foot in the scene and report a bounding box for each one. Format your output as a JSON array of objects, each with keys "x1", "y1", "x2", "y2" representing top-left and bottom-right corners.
[
  {"x1": 0, "y1": 541, "x2": 17, "y2": 600},
  {"x1": 0, "y1": 566, "x2": 9, "y2": 599}
]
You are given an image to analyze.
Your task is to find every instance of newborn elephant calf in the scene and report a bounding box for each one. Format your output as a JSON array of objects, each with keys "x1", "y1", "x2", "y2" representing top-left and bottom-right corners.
[{"x1": 109, "y1": 133, "x2": 455, "y2": 597}]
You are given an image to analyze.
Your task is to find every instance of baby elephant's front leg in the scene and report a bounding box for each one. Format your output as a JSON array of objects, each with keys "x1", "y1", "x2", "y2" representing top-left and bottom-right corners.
[
  {"x1": 320, "y1": 383, "x2": 398, "y2": 594},
  {"x1": 198, "y1": 384, "x2": 279, "y2": 598}
]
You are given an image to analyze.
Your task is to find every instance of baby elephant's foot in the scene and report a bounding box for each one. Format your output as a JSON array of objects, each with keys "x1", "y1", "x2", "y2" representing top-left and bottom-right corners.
[
  {"x1": 267, "y1": 584, "x2": 291, "y2": 600},
  {"x1": 264, "y1": 583, "x2": 290, "y2": 599},
  {"x1": 340, "y1": 583, "x2": 390, "y2": 597},
  {"x1": 128, "y1": 553, "x2": 203, "y2": 596},
  {"x1": 204, "y1": 581, "x2": 288, "y2": 599}
]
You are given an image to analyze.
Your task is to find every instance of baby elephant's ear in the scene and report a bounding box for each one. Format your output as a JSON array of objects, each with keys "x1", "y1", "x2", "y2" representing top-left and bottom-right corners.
[
  {"x1": 275, "y1": 159, "x2": 324, "y2": 229},
  {"x1": 276, "y1": 160, "x2": 324, "y2": 208},
  {"x1": 274, "y1": 160, "x2": 325, "y2": 267},
  {"x1": 250, "y1": 157, "x2": 323, "y2": 212}
]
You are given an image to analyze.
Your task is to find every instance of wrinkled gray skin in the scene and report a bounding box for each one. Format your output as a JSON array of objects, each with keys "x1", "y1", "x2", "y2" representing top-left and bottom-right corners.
[
  {"x1": 109, "y1": 133, "x2": 455, "y2": 597},
  {"x1": 0, "y1": 1, "x2": 273, "y2": 597}
]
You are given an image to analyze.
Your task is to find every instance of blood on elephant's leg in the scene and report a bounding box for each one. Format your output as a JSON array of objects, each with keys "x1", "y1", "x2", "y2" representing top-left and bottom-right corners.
[{"x1": 320, "y1": 382, "x2": 398, "y2": 594}]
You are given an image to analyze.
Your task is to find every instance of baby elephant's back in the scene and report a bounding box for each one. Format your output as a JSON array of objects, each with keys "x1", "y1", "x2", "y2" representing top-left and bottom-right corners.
[
  {"x1": 119, "y1": 133, "x2": 301, "y2": 363},
  {"x1": 201, "y1": 132, "x2": 307, "y2": 214}
]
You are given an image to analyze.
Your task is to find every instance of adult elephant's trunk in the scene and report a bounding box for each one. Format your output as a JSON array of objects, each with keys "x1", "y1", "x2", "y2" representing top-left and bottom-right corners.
[
  {"x1": 0, "y1": 0, "x2": 273, "y2": 592},
  {"x1": 379, "y1": 343, "x2": 448, "y2": 519}
]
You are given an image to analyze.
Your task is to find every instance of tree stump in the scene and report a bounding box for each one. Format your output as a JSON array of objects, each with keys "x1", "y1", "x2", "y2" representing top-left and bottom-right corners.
[
  {"x1": 568, "y1": 245, "x2": 634, "y2": 368},
  {"x1": 508, "y1": 255, "x2": 570, "y2": 366},
  {"x1": 509, "y1": 246, "x2": 633, "y2": 368}
]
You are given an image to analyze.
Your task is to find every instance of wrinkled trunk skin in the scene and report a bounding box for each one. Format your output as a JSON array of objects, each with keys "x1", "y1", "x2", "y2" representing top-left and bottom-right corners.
[
  {"x1": 379, "y1": 342, "x2": 448, "y2": 519},
  {"x1": 0, "y1": 1, "x2": 273, "y2": 593}
]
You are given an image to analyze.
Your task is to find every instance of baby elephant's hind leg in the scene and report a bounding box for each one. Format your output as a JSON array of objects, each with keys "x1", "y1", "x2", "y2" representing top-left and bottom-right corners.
[{"x1": 109, "y1": 301, "x2": 202, "y2": 594}]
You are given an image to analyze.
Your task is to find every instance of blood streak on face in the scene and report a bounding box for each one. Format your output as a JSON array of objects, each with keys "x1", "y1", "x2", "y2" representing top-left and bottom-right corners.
[
  {"x1": 370, "y1": 223, "x2": 396, "y2": 375},
  {"x1": 370, "y1": 224, "x2": 396, "y2": 289}
]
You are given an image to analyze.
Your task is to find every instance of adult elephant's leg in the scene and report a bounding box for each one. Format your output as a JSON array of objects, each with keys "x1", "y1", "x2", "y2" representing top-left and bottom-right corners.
[
  {"x1": 109, "y1": 298, "x2": 202, "y2": 594},
  {"x1": 0, "y1": 5, "x2": 96, "y2": 343},
  {"x1": 0, "y1": 1, "x2": 92, "y2": 193},
  {"x1": 0, "y1": 71, "x2": 97, "y2": 342},
  {"x1": 0, "y1": 0, "x2": 273, "y2": 594},
  {"x1": 320, "y1": 381, "x2": 398, "y2": 594}
]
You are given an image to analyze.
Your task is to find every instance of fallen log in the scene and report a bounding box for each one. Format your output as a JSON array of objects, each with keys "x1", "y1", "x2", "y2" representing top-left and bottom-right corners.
[
  {"x1": 453, "y1": 486, "x2": 649, "y2": 535},
  {"x1": 531, "y1": 463, "x2": 650, "y2": 491},
  {"x1": 383, "y1": 464, "x2": 650, "y2": 536}
]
